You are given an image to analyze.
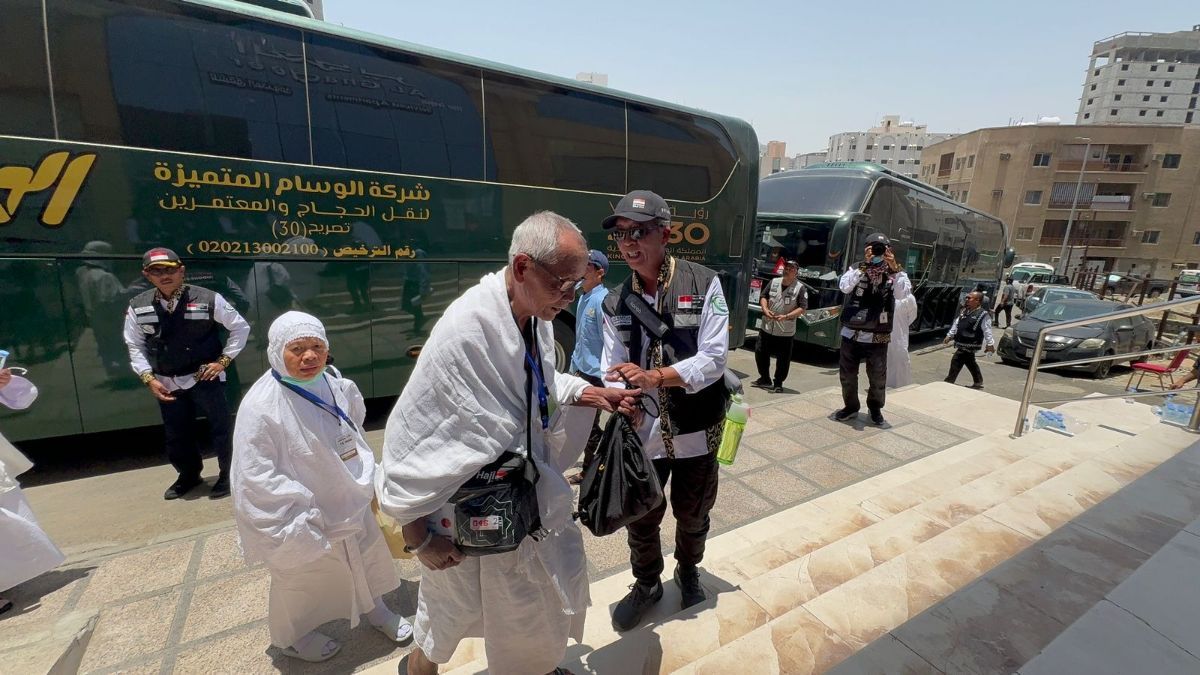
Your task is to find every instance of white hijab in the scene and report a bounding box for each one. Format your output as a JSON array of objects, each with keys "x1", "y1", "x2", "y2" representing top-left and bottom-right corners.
[{"x1": 267, "y1": 311, "x2": 327, "y2": 382}]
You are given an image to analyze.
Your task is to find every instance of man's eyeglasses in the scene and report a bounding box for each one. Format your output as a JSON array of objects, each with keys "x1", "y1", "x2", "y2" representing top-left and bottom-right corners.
[
  {"x1": 611, "y1": 224, "x2": 661, "y2": 242},
  {"x1": 529, "y1": 257, "x2": 583, "y2": 293},
  {"x1": 145, "y1": 266, "x2": 182, "y2": 277}
]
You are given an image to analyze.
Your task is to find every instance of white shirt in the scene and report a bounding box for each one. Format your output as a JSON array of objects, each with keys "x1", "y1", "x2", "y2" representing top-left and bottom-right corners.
[
  {"x1": 123, "y1": 290, "x2": 250, "y2": 390},
  {"x1": 946, "y1": 308, "x2": 996, "y2": 348},
  {"x1": 602, "y1": 275, "x2": 729, "y2": 460},
  {"x1": 838, "y1": 266, "x2": 913, "y2": 344}
]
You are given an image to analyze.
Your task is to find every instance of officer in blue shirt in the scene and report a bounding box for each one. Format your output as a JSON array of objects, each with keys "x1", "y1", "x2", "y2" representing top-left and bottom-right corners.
[{"x1": 568, "y1": 249, "x2": 610, "y2": 484}]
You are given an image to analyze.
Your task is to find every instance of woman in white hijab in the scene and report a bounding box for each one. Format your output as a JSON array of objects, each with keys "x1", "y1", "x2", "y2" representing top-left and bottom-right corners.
[
  {"x1": 0, "y1": 367, "x2": 64, "y2": 616},
  {"x1": 231, "y1": 312, "x2": 412, "y2": 662},
  {"x1": 887, "y1": 294, "x2": 919, "y2": 389}
]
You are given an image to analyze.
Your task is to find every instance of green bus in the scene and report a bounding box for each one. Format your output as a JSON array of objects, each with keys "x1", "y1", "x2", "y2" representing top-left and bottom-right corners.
[
  {"x1": 0, "y1": 0, "x2": 759, "y2": 442},
  {"x1": 749, "y1": 163, "x2": 1013, "y2": 349}
]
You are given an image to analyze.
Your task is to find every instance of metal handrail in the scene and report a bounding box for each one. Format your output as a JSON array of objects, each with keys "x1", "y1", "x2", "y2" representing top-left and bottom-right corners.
[{"x1": 1013, "y1": 295, "x2": 1200, "y2": 437}]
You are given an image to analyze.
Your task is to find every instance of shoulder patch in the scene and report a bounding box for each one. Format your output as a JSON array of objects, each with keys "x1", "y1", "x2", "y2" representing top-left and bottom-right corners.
[
  {"x1": 711, "y1": 294, "x2": 729, "y2": 316},
  {"x1": 133, "y1": 306, "x2": 155, "y2": 315}
]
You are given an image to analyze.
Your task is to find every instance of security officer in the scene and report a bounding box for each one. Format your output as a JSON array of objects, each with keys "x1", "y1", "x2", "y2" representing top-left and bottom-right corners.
[
  {"x1": 124, "y1": 248, "x2": 251, "y2": 500},
  {"x1": 944, "y1": 290, "x2": 995, "y2": 389},
  {"x1": 567, "y1": 249, "x2": 610, "y2": 485},
  {"x1": 754, "y1": 259, "x2": 807, "y2": 393},
  {"x1": 601, "y1": 190, "x2": 730, "y2": 631},
  {"x1": 835, "y1": 233, "x2": 912, "y2": 426}
]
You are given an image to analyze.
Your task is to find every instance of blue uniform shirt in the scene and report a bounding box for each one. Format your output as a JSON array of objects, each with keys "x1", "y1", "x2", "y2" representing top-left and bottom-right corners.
[{"x1": 571, "y1": 284, "x2": 609, "y2": 377}]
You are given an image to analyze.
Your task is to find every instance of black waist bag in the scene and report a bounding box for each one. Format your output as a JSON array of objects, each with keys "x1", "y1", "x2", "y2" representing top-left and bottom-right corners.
[
  {"x1": 448, "y1": 450, "x2": 543, "y2": 556},
  {"x1": 577, "y1": 413, "x2": 664, "y2": 537}
]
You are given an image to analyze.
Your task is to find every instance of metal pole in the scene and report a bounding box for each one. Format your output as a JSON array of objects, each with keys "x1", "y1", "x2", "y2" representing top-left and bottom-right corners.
[
  {"x1": 1057, "y1": 139, "x2": 1091, "y2": 275},
  {"x1": 1012, "y1": 331, "x2": 1049, "y2": 438}
]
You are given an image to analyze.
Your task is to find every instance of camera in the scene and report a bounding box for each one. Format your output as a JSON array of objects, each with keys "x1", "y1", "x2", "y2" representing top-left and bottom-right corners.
[{"x1": 870, "y1": 242, "x2": 887, "y2": 256}]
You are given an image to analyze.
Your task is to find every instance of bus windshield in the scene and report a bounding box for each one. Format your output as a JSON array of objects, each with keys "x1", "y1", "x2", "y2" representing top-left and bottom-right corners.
[
  {"x1": 754, "y1": 220, "x2": 837, "y2": 281},
  {"x1": 758, "y1": 175, "x2": 871, "y2": 216}
]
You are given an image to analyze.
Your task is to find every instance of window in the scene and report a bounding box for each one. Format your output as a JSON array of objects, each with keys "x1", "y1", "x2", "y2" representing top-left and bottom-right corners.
[
  {"x1": 1084, "y1": 113, "x2": 1091, "y2": 119},
  {"x1": 1161, "y1": 96, "x2": 1169, "y2": 102},
  {"x1": 954, "y1": 157, "x2": 962, "y2": 169},
  {"x1": 880, "y1": 159, "x2": 889, "y2": 164},
  {"x1": 1140, "y1": 110, "x2": 1147, "y2": 117},
  {"x1": 1165, "y1": 81, "x2": 1172, "y2": 87},
  {"x1": 1115, "y1": 94, "x2": 1123, "y2": 101},
  {"x1": 0, "y1": 0, "x2": 53, "y2": 137},
  {"x1": 913, "y1": 159, "x2": 920, "y2": 165},
  {"x1": 967, "y1": 154, "x2": 975, "y2": 168},
  {"x1": 1111, "y1": 109, "x2": 1118, "y2": 115},
  {"x1": 866, "y1": 144, "x2": 875, "y2": 149},
  {"x1": 1163, "y1": 153, "x2": 1182, "y2": 169},
  {"x1": 960, "y1": 190, "x2": 968, "y2": 202},
  {"x1": 1016, "y1": 227, "x2": 1034, "y2": 240},
  {"x1": 1148, "y1": 80, "x2": 1155, "y2": 86},
  {"x1": 1189, "y1": 112, "x2": 1195, "y2": 124},
  {"x1": 915, "y1": 145, "x2": 923, "y2": 150},
  {"x1": 627, "y1": 105, "x2": 737, "y2": 201},
  {"x1": 1121, "y1": 64, "x2": 1129, "y2": 71},
  {"x1": 849, "y1": 144, "x2": 857, "y2": 149},
  {"x1": 1090, "y1": 84, "x2": 1097, "y2": 91},
  {"x1": 1095, "y1": 69, "x2": 1101, "y2": 76},
  {"x1": 1032, "y1": 153, "x2": 1051, "y2": 167},
  {"x1": 1118, "y1": 79, "x2": 1126, "y2": 85},
  {"x1": 882, "y1": 145, "x2": 892, "y2": 150},
  {"x1": 897, "y1": 159, "x2": 906, "y2": 164},
  {"x1": 1157, "y1": 110, "x2": 1165, "y2": 117},
  {"x1": 1192, "y1": 97, "x2": 1198, "y2": 109},
  {"x1": 1141, "y1": 230, "x2": 1161, "y2": 244},
  {"x1": 1195, "y1": 83, "x2": 1200, "y2": 94},
  {"x1": 900, "y1": 145, "x2": 908, "y2": 150},
  {"x1": 1193, "y1": 232, "x2": 1200, "y2": 245},
  {"x1": 1152, "y1": 193, "x2": 1171, "y2": 207},
  {"x1": 1151, "y1": 65, "x2": 1158, "y2": 72},
  {"x1": 1087, "y1": 98, "x2": 1094, "y2": 105},
  {"x1": 1142, "y1": 95, "x2": 1150, "y2": 101},
  {"x1": 1168, "y1": 65, "x2": 1176, "y2": 73},
  {"x1": 1024, "y1": 190, "x2": 1043, "y2": 204}
]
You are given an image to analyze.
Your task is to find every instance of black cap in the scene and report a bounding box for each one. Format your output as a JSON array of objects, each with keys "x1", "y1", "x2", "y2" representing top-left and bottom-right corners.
[
  {"x1": 865, "y1": 232, "x2": 891, "y2": 246},
  {"x1": 784, "y1": 259, "x2": 800, "y2": 268},
  {"x1": 601, "y1": 190, "x2": 672, "y2": 230},
  {"x1": 142, "y1": 247, "x2": 182, "y2": 269}
]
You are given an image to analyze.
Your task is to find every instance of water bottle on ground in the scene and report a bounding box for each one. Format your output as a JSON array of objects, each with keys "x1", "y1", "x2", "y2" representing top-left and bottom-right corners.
[{"x1": 717, "y1": 394, "x2": 750, "y2": 466}]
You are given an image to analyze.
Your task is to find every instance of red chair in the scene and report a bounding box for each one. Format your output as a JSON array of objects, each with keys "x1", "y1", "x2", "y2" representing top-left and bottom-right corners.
[{"x1": 1127, "y1": 348, "x2": 1192, "y2": 391}]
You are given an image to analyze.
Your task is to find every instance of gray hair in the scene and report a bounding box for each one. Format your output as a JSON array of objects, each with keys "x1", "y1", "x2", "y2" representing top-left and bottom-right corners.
[{"x1": 507, "y1": 211, "x2": 586, "y2": 265}]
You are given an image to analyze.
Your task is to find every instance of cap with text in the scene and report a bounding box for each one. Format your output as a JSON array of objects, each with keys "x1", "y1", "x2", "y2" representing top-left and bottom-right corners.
[
  {"x1": 588, "y1": 249, "x2": 610, "y2": 273},
  {"x1": 142, "y1": 247, "x2": 181, "y2": 269},
  {"x1": 602, "y1": 190, "x2": 672, "y2": 230}
]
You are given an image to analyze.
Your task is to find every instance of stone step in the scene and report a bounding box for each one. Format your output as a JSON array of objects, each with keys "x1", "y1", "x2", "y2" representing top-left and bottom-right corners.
[{"x1": 0, "y1": 609, "x2": 98, "y2": 675}]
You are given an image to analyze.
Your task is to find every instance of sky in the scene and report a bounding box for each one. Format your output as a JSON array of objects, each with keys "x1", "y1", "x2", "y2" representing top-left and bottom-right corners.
[{"x1": 324, "y1": 0, "x2": 1196, "y2": 154}]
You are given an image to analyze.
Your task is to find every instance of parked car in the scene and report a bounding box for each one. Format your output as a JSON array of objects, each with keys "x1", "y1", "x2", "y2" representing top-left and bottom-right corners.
[
  {"x1": 1022, "y1": 286, "x2": 1098, "y2": 314},
  {"x1": 1175, "y1": 269, "x2": 1200, "y2": 298},
  {"x1": 997, "y1": 298, "x2": 1156, "y2": 379},
  {"x1": 1017, "y1": 272, "x2": 1072, "y2": 308},
  {"x1": 1103, "y1": 273, "x2": 1169, "y2": 298}
]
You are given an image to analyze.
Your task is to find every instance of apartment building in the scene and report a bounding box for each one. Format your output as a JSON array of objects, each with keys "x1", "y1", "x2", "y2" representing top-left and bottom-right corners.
[
  {"x1": 1077, "y1": 27, "x2": 1200, "y2": 127},
  {"x1": 827, "y1": 115, "x2": 956, "y2": 179},
  {"x1": 920, "y1": 124, "x2": 1200, "y2": 278}
]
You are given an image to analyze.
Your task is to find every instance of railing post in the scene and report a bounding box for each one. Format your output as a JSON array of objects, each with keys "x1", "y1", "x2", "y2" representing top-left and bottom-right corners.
[
  {"x1": 1189, "y1": 394, "x2": 1200, "y2": 433},
  {"x1": 1013, "y1": 332, "x2": 1049, "y2": 438},
  {"x1": 1137, "y1": 277, "x2": 1149, "y2": 306},
  {"x1": 1157, "y1": 281, "x2": 1178, "y2": 345}
]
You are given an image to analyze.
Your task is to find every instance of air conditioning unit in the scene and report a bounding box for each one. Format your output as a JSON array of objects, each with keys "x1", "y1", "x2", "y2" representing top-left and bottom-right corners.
[
  {"x1": 992, "y1": 189, "x2": 1004, "y2": 197},
  {"x1": 999, "y1": 153, "x2": 1012, "y2": 160},
  {"x1": 1153, "y1": 153, "x2": 1164, "y2": 161},
  {"x1": 1142, "y1": 192, "x2": 1157, "y2": 199}
]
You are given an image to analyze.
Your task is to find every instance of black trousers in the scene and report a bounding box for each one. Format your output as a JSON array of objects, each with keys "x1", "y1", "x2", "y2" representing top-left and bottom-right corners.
[
  {"x1": 574, "y1": 372, "x2": 604, "y2": 470},
  {"x1": 839, "y1": 338, "x2": 888, "y2": 412},
  {"x1": 946, "y1": 347, "x2": 983, "y2": 385},
  {"x1": 994, "y1": 304, "x2": 1013, "y2": 328},
  {"x1": 627, "y1": 451, "x2": 720, "y2": 584},
  {"x1": 754, "y1": 332, "x2": 794, "y2": 387},
  {"x1": 158, "y1": 379, "x2": 232, "y2": 480}
]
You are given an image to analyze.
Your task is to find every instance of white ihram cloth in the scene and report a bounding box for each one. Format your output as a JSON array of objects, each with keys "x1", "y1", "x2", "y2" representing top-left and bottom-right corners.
[
  {"x1": 231, "y1": 311, "x2": 398, "y2": 648},
  {"x1": 887, "y1": 294, "x2": 919, "y2": 389},
  {"x1": 1, "y1": 381, "x2": 65, "y2": 592},
  {"x1": 377, "y1": 269, "x2": 592, "y2": 674}
]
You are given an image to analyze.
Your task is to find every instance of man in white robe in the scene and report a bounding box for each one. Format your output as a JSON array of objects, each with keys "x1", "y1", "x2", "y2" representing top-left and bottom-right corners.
[
  {"x1": 232, "y1": 312, "x2": 412, "y2": 662},
  {"x1": 886, "y1": 294, "x2": 919, "y2": 389},
  {"x1": 377, "y1": 212, "x2": 639, "y2": 675},
  {"x1": 0, "y1": 368, "x2": 64, "y2": 616}
]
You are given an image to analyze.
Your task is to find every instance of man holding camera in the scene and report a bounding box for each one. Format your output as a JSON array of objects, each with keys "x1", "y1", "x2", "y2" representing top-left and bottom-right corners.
[{"x1": 835, "y1": 233, "x2": 912, "y2": 426}]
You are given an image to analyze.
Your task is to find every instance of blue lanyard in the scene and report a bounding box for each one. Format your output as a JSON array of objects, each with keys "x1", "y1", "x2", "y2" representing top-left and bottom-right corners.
[
  {"x1": 271, "y1": 370, "x2": 357, "y2": 431},
  {"x1": 524, "y1": 326, "x2": 550, "y2": 431}
]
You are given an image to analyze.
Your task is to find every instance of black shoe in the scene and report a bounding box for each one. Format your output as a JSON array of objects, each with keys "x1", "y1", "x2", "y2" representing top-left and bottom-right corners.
[
  {"x1": 869, "y1": 409, "x2": 886, "y2": 426},
  {"x1": 752, "y1": 376, "x2": 771, "y2": 387},
  {"x1": 210, "y1": 474, "x2": 230, "y2": 499},
  {"x1": 674, "y1": 565, "x2": 706, "y2": 609},
  {"x1": 943, "y1": 378, "x2": 955, "y2": 384},
  {"x1": 611, "y1": 579, "x2": 663, "y2": 632},
  {"x1": 772, "y1": 385, "x2": 784, "y2": 394},
  {"x1": 164, "y1": 475, "x2": 203, "y2": 500},
  {"x1": 969, "y1": 382, "x2": 984, "y2": 390},
  {"x1": 834, "y1": 407, "x2": 860, "y2": 422}
]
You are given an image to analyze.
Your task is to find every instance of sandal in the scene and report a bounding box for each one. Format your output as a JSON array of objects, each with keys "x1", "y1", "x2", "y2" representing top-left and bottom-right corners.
[
  {"x1": 282, "y1": 633, "x2": 340, "y2": 662},
  {"x1": 372, "y1": 613, "x2": 415, "y2": 645}
]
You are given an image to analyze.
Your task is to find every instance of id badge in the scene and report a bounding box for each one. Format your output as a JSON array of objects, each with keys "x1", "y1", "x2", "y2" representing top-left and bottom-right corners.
[
  {"x1": 880, "y1": 311, "x2": 889, "y2": 323},
  {"x1": 336, "y1": 433, "x2": 358, "y2": 461}
]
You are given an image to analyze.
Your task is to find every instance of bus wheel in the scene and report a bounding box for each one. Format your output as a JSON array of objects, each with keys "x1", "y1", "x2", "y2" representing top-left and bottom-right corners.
[{"x1": 552, "y1": 317, "x2": 576, "y2": 373}]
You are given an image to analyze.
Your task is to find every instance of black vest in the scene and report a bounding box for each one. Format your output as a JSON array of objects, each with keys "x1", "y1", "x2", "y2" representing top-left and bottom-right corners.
[
  {"x1": 954, "y1": 307, "x2": 987, "y2": 350},
  {"x1": 603, "y1": 259, "x2": 729, "y2": 437},
  {"x1": 840, "y1": 264, "x2": 896, "y2": 334},
  {"x1": 129, "y1": 285, "x2": 223, "y2": 376}
]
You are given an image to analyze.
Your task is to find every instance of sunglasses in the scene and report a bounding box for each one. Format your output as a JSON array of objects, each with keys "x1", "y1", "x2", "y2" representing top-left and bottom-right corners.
[
  {"x1": 145, "y1": 266, "x2": 182, "y2": 277},
  {"x1": 611, "y1": 224, "x2": 661, "y2": 242},
  {"x1": 529, "y1": 257, "x2": 583, "y2": 293}
]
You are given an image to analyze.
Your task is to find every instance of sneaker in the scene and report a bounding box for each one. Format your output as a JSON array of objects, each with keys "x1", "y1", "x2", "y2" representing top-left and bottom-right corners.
[
  {"x1": 772, "y1": 386, "x2": 784, "y2": 394},
  {"x1": 833, "y1": 407, "x2": 860, "y2": 422},
  {"x1": 969, "y1": 382, "x2": 984, "y2": 390},
  {"x1": 752, "y1": 376, "x2": 771, "y2": 387},
  {"x1": 611, "y1": 579, "x2": 663, "y2": 632},
  {"x1": 674, "y1": 565, "x2": 706, "y2": 609},
  {"x1": 164, "y1": 475, "x2": 203, "y2": 500},
  {"x1": 209, "y1": 474, "x2": 230, "y2": 499},
  {"x1": 869, "y1": 409, "x2": 887, "y2": 426}
]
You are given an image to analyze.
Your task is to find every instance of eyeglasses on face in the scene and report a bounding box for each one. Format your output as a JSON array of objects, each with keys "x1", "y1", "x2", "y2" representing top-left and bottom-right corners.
[
  {"x1": 145, "y1": 266, "x2": 182, "y2": 277},
  {"x1": 529, "y1": 257, "x2": 583, "y2": 293},
  {"x1": 611, "y1": 224, "x2": 661, "y2": 242}
]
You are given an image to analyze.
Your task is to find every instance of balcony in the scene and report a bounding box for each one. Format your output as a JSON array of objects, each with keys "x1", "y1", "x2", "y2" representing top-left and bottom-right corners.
[
  {"x1": 1047, "y1": 195, "x2": 1134, "y2": 211},
  {"x1": 1056, "y1": 160, "x2": 1147, "y2": 173},
  {"x1": 1038, "y1": 236, "x2": 1127, "y2": 248}
]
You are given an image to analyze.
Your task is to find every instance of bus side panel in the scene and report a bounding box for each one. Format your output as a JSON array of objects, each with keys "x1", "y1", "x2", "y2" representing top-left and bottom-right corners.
[
  {"x1": 368, "y1": 261, "x2": 459, "y2": 397},
  {"x1": 0, "y1": 259, "x2": 85, "y2": 441}
]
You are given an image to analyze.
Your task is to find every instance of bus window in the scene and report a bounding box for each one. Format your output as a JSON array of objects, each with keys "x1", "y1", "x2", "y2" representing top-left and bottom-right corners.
[
  {"x1": 864, "y1": 180, "x2": 918, "y2": 267},
  {"x1": 758, "y1": 175, "x2": 871, "y2": 216},
  {"x1": 48, "y1": 0, "x2": 310, "y2": 162},
  {"x1": 0, "y1": 0, "x2": 55, "y2": 137},
  {"x1": 483, "y1": 75, "x2": 625, "y2": 192},
  {"x1": 306, "y1": 33, "x2": 486, "y2": 180},
  {"x1": 627, "y1": 106, "x2": 737, "y2": 202}
]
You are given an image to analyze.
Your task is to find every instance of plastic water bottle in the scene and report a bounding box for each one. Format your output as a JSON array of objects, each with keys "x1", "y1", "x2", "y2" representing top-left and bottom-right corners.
[{"x1": 717, "y1": 394, "x2": 750, "y2": 466}]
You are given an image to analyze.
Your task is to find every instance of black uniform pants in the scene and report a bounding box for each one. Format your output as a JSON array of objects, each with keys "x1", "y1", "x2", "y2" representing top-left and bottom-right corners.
[
  {"x1": 994, "y1": 304, "x2": 1013, "y2": 328},
  {"x1": 946, "y1": 347, "x2": 983, "y2": 385},
  {"x1": 574, "y1": 372, "x2": 604, "y2": 471},
  {"x1": 839, "y1": 338, "x2": 888, "y2": 412},
  {"x1": 627, "y1": 450, "x2": 720, "y2": 584},
  {"x1": 755, "y1": 331, "x2": 795, "y2": 387},
  {"x1": 158, "y1": 379, "x2": 232, "y2": 480}
]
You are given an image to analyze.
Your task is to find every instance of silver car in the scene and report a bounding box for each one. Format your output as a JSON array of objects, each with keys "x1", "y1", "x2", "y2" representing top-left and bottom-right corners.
[{"x1": 1021, "y1": 286, "x2": 1097, "y2": 314}]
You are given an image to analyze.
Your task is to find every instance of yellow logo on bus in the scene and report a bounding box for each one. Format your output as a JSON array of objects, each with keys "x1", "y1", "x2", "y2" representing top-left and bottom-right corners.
[{"x1": 0, "y1": 151, "x2": 97, "y2": 227}]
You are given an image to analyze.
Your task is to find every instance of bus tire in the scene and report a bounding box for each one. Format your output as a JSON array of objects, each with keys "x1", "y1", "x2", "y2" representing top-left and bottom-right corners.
[{"x1": 552, "y1": 317, "x2": 576, "y2": 373}]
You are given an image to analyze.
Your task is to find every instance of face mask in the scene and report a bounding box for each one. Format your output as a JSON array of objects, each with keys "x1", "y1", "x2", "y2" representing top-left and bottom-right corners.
[
  {"x1": 279, "y1": 366, "x2": 326, "y2": 386},
  {"x1": 870, "y1": 256, "x2": 884, "y2": 265}
]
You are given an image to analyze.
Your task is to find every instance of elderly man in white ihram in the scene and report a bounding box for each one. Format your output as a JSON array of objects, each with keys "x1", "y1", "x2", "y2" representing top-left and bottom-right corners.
[
  {"x1": 231, "y1": 311, "x2": 412, "y2": 663},
  {"x1": 378, "y1": 211, "x2": 639, "y2": 675}
]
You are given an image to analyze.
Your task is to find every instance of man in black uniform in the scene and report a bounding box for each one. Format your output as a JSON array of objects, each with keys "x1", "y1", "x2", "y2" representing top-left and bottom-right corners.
[
  {"x1": 124, "y1": 248, "x2": 251, "y2": 499},
  {"x1": 943, "y1": 291, "x2": 995, "y2": 389},
  {"x1": 600, "y1": 190, "x2": 731, "y2": 631}
]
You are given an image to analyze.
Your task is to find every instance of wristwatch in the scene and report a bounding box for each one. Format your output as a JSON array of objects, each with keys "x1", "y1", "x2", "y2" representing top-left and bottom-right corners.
[
  {"x1": 140, "y1": 371, "x2": 155, "y2": 385},
  {"x1": 217, "y1": 355, "x2": 232, "y2": 368},
  {"x1": 404, "y1": 530, "x2": 434, "y2": 554}
]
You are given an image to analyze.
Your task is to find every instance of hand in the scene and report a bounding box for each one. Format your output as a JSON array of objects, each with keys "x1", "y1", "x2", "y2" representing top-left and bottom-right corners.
[
  {"x1": 578, "y1": 385, "x2": 641, "y2": 414},
  {"x1": 883, "y1": 247, "x2": 900, "y2": 272},
  {"x1": 147, "y1": 379, "x2": 176, "y2": 402},
  {"x1": 863, "y1": 245, "x2": 874, "y2": 263},
  {"x1": 416, "y1": 535, "x2": 464, "y2": 571},
  {"x1": 0, "y1": 369, "x2": 10, "y2": 390},
  {"x1": 985, "y1": 345, "x2": 995, "y2": 354},
  {"x1": 198, "y1": 361, "x2": 226, "y2": 381},
  {"x1": 606, "y1": 362, "x2": 660, "y2": 390}
]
